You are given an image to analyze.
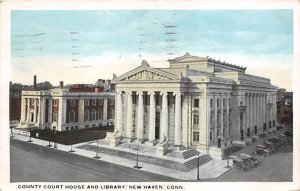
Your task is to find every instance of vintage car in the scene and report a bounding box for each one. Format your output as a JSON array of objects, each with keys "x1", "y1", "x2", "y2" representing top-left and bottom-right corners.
[
  {"x1": 264, "y1": 141, "x2": 276, "y2": 153},
  {"x1": 238, "y1": 154, "x2": 259, "y2": 167},
  {"x1": 254, "y1": 145, "x2": 270, "y2": 157},
  {"x1": 232, "y1": 157, "x2": 248, "y2": 171}
]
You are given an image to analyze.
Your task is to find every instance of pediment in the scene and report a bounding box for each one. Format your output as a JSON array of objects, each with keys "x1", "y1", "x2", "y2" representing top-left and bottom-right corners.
[
  {"x1": 169, "y1": 53, "x2": 208, "y2": 63},
  {"x1": 114, "y1": 64, "x2": 179, "y2": 82}
]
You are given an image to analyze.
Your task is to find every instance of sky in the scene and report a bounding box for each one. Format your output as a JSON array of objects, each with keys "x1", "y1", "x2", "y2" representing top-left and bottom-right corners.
[{"x1": 11, "y1": 10, "x2": 293, "y2": 90}]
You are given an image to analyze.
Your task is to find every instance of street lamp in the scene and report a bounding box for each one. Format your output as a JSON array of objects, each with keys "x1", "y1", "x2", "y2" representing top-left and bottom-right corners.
[
  {"x1": 68, "y1": 131, "x2": 75, "y2": 152},
  {"x1": 93, "y1": 139, "x2": 100, "y2": 159},
  {"x1": 47, "y1": 130, "x2": 52, "y2": 147},
  {"x1": 27, "y1": 130, "x2": 33, "y2": 143},
  {"x1": 197, "y1": 153, "x2": 200, "y2": 181},
  {"x1": 133, "y1": 139, "x2": 142, "y2": 169},
  {"x1": 226, "y1": 143, "x2": 230, "y2": 168}
]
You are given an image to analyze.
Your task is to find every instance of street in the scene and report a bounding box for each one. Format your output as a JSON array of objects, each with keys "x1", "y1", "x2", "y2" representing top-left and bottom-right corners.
[{"x1": 10, "y1": 139, "x2": 177, "y2": 182}]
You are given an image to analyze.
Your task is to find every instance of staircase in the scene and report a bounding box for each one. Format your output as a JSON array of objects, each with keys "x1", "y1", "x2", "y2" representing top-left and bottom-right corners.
[
  {"x1": 182, "y1": 149, "x2": 200, "y2": 159},
  {"x1": 183, "y1": 154, "x2": 212, "y2": 172}
]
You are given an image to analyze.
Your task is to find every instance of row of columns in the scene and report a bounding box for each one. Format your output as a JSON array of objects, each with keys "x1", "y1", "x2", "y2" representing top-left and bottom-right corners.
[
  {"x1": 115, "y1": 91, "x2": 182, "y2": 145},
  {"x1": 245, "y1": 93, "x2": 276, "y2": 135},
  {"x1": 21, "y1": 98, "x2": 40, "y2": 124}
]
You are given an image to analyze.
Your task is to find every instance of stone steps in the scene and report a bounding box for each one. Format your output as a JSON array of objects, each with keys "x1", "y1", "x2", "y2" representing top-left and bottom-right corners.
[
  {"x1": 182, "y1": 149, "x2": 200, "y2": 159},
  {"x1": 183, "y1": 154, "x2": 212, "y2": 172}
]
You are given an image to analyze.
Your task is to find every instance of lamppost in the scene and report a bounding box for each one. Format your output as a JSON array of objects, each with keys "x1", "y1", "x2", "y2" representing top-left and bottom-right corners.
[
  {"x1": 226, "y1": 143, "x2": 230, "y2": 168},
  {"x1": 27, "y1": 130, "x2": 33, "y2": 142},
  {"x1": 47, "y1": 130, "x2": 52, "y2": 147},
  {"x1": 133, "y1": 139, "x2": 142, "y2": 169},
  {"x1": 197, "y1": 153, "x2": 200, "y2": 181},
  {"x1": 10, "y1": 127, "x2": 14, "y2": 138},
  {"x1": 93, "y1": 139, "x2": 100, "y2": 159},
  {"x1": 68, "y1": 131, "x2": 75, "y2": 152}
]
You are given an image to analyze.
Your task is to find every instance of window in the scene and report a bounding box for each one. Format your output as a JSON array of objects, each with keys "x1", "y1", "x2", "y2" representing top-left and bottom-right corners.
[
  {"x1": 210, "y1": 115, "x2": 213, "y2": 125},
  {"x1": 85, "y1": 99, "x2": 90, "y2": 106},
  {"x1": 69, "y1": 110, "x2": 75, "y2": 123},
  {"x1": 228, "y1": 98, "x2": 231, "y2": 106},
  {"x1": 92, "y1": 99, "x2": 96, "y2": 106},
  {"x1": 99, "y1": 99, "x2": 103, "y2": 105},
  {"x1": 99, "y1": 109, "x2": 103, "y2": 120},
  {"x1": 92, "y1": 124, "x2": 96, "y2": 128},
  {"x1": 91, "y1": 109, "x2": 96, "y2": 121},
  {"x1": 223, "y1": 113, "x2": 226, "y2": 123},
  {"x1": 240, "y1": 101, "x2": 243, "y2": 105},
  {"x1": 194, "y1": 99, "x2": 199, "y2": 108},
  {"x1": 70, "y1": 99, "x2": 76, "y2": 107},
  {"x1": 85, "y1": 125, "x2": 89, "y2": 129},
  {"x1": 66, "y1": 127, "x2": 69, "y2": 131},
  {"x1": 217, "y1": 113, "x2": 220, "y2": 125},
  {"x1": 229, "y1": 112, "x2": 231, "y2": 123},
  {"x1": 217, "y1": 99, "x2": 219, "y2": 108},
  {"x1": 71, "y1": 126, "x2": 74, "y2": 130},
  {"x1": 84, "y1": 110, "x2": 89, "y2": 121},
  {"x1": 193, "y1": 114, "x2": 199, "y2": 125},
  {"x1": 223, "y1": 98, "x2": 226, "y2": 107},
  {"x1": 75, "y1": 126, "x2": 78, "y2": 130},
  {"x1": 193, "y1": 132, "x2": 199, "y2": 142}
]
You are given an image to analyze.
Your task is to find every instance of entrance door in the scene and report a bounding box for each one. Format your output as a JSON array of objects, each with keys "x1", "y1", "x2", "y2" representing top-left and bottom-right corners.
[{"x1": 155, "y1": 112, "x2": 160, "y2": 139}]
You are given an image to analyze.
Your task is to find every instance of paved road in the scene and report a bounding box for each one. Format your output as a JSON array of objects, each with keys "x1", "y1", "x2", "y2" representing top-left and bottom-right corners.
[{"x1": 10, "y1": 139, "x2": 177, "y2": 182}]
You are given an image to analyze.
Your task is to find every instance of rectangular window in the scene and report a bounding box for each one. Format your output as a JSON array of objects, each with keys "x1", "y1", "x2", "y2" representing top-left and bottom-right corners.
[
  {"x1": 217, "y1": 99, "x2": 220, "y2": 108},
  {"x1": 223, "y1": 98, "x2": 226, "y2": 107},
  {"x1": 193, "y1": 132, "x2": 199, "y2": 142},
  {"x1": 228, "y1": 98, "x2": 231, "y2": 106},
  {"x1": 210, "y1": 115, "x2": 213, "y2": 125},
  {"x1": 75, "y1": 126, "x2": 78, "y2": 130},
  {"x1": 66, "y1": 127, "x2": 69, "y2": 131},
  {"x1": 92, "y1": 99, "x2": 96, "y2": 106},
  {"x1": 193, "y1": 114, "x2": 199, "y2": 125},
  {"x1": 223, "y1": 113, "x2": 226, "y2": 123},
  {"x1": 194, "y1": 99, "x2": 199, "y2": 108},
  {"x1": 85, "y1": 99, "x2": 90, "y2": 106},
  {"x1": 71, "y1": 99, "x2": 76, "y2": 107},
  {"x1": 210, "y1": 99, "x2": 213, "y2": 108},
  {"x1": 217, "y1": 113, "x2": 220, "y2": 125}
]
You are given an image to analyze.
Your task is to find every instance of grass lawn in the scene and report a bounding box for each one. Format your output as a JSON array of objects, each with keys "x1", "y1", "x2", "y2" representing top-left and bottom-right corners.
[{"x1": 30, "y1": 126, "x2": 114, "y2": 145}]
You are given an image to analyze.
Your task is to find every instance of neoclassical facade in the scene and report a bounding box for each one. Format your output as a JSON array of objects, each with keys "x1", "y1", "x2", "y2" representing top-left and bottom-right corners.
[
  {"x1": 110, "y1": 53, "x2": 277, "y2": 155},
  {"x1": 18, "y1": 87, "x2": 115, "y2": 131}
]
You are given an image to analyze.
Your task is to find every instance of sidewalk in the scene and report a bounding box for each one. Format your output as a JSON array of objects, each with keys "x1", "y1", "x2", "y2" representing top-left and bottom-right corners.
[{"x1": 11, "y1": 134, "x2": 232, "y2": 181}]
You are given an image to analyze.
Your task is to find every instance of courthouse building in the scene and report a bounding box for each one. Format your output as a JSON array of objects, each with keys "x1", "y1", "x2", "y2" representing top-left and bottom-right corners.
[
  {"x1": 110, "y1": 53, "x2": 277, "y2": 156},
  {"x1": 18, "y1": 82, "x2": 115, "y2": 131}
]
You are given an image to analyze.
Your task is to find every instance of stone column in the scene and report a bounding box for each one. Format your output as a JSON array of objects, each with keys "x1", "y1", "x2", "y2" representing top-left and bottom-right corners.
[
  {"x1": 220, "y1": 95, "x2": 224, "y2": 138},
  {"x1": 259, "y1": 94, "x2": 263, "y2": 131},
  {"x1": 21, "y1": 98, "x2": 26, "y2": 122},
  {"x1": 262, "y1": 94, "x2": 266, "y2": 129},
  {"x1": 103, "y1": 98, "x2": 108, "y2": 121},
  {"x1": 245, "y1": 94, "x2": 249, "y2": 134},
  {"x1": 253, "y1": 94, "x2": 257, "y2": 128},
  {"x1": 37, "y1": 98, "x2": 41, "y2": 124},
  {"x1": 161, "y1": 92, "x2": 168, "y2": 140},
  {"x1": 126, "y1": 92, "x2": 133, "y2": 138},
  {"x1": 33, "y1": 99, "x2": 37, "y2": 123},
  {"x1": 249, "y1": 95, "x2": 252, "y2": 130},
  {"x1": 148, "y1": 92, "x2": 156, "y2": 141},
  {"x1": 27, "y1": 98, "x2": 30, "y2": 122},
  {"x1": 174, "y1": 92, "x2": 182, "y2": 145},
  {"x1": 137, "y1": 92, "x2": 144, "y2": 139},
  {"x1": 115, "y1": 92, "x2": 123, "y2": 136}
]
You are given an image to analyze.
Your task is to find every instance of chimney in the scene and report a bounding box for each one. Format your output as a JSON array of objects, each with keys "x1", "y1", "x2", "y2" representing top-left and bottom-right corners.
[
  {"x1": 33, "y1": 75, "x2": 37, "y2": 90},
  {"x1": 59, "y1": 81, "x2": 64, "y2": 89}
]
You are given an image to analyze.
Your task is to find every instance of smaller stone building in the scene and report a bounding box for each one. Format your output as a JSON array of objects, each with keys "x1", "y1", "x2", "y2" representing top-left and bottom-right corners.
[{"x1": 18, "y1": 83, "x2": 115, "y2": 131}]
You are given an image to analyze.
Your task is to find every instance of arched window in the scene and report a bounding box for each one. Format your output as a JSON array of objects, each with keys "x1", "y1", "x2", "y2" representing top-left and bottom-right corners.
[
  {"x1": 91, "y1": 109, "x2": 96, "y2": 121},
  {"x1": 84, "y1": 110, "x2": 89, "y2": 121},
  {"x1": 69, "y1": 110, "x2": 75, "y2": 123},
  {"x1": 99, "y1": 109, "x2": 103, "y2": 120}
]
